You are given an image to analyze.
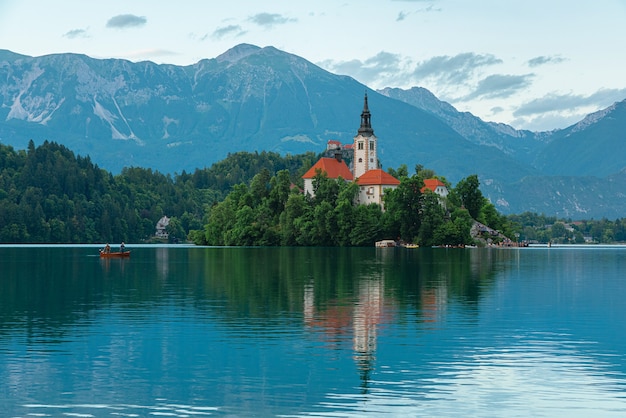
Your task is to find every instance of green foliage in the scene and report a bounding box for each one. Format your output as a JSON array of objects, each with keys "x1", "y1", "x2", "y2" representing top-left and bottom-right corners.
[
  {"x1": 197, "y1": 165, "x2": 500, "y2": 247},
  {"x1": 0, "y1": 142, "x2": 309, "y2": 244},
  {"x1": 508, "y1": 212, "x2": 626, "y2": 244},
  {"x1": 450, "y1": 174, "x2": 483, "y2": 219},
  {"x1": 1, "y1": 141, "x2": 521, "y2": 247}
]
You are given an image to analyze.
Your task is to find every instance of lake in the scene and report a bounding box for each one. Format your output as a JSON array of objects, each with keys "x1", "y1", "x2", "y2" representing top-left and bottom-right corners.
[{"x1": 1, "y1": 245, "x2": 625, "y2": 417}]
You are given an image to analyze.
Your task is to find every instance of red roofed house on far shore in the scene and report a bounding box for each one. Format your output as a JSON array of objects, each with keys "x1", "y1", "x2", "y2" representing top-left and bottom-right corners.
[{"x1": 355, "y1": 169, "x2": 400, "y2": 211}]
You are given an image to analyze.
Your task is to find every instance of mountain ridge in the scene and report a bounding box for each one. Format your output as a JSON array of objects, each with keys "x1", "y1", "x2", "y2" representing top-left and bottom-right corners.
[{"x1": 1, "y1": 44, "x2": 625, "y2": 218}]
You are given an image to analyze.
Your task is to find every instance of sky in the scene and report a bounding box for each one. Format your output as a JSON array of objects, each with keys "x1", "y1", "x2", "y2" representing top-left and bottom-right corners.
[{"x1": 1, "y1": 0, "x2": 625, "y2": 132}]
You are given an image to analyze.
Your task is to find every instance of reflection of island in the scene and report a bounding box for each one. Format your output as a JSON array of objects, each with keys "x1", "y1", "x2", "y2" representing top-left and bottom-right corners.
[{"x1": 304, "y1": 275, "x2": 392, "y2": 392}]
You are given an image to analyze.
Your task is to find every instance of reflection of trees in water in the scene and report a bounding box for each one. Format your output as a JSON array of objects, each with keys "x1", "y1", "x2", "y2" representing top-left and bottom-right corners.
[
  {"x1": 0, "y1": 246, "x2": 512, "y2": 352},
  {"x1": 382, "y1": 248, "x2": 511, "y2": 321}
]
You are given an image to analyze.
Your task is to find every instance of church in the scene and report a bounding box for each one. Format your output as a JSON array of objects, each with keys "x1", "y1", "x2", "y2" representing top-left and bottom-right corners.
[{"x1": 302, "y1": 93, "x2": 401, "y2": 210}]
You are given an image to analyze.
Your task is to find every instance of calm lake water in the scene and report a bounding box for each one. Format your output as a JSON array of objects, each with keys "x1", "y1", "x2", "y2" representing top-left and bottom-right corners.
[{"x1": 1, "y1": 245, "x2": 626, "y2": 417}]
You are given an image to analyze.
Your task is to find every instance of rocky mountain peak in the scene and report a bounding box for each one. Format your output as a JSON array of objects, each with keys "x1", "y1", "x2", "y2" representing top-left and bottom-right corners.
[{"x1": 216, "y1": 44, "x2": 262, "y2": 64}]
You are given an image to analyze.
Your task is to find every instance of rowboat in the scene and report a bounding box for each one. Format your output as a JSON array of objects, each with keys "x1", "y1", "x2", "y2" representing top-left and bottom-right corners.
[{"x1": 99, "y1": 250, "x2": 130, "y2": 258}]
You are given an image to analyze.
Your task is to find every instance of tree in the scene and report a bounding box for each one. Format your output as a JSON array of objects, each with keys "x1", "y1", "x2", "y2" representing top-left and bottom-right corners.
[
  {"x1": 417, "y1": 191, "x2": 446, "y2": 246},
  {"x1": 350, "y1": 204, "x2": 383, "y2": 246},
  {"x1": 384, "y1": 175, "x2": 424, "y2": 242},
  {"x1": 451, "y1": 174, "x2": 483, "y2": 219}
]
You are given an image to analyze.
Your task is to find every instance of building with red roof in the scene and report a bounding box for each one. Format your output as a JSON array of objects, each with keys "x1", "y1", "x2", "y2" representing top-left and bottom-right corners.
[
  {"x1": 326, "y1": 140, "x2": 342, "y2": 150},
  {"x1": 355, "y1": 169, "x2": 400, "y2": 210},
  {"x1": 421, "y1": 178, "x2": 449, "y2": 198},
  {"x1": 302, "y1": 153, "x2": 354, "y2": 197}
]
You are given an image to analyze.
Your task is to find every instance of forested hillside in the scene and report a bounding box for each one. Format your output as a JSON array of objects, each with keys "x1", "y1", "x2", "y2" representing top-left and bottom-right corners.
[
  {"x1": 0, "y1": 141, "x2": 313, "y2": 243},
  {"x1": 2, "y1": 141, "x2": 623, "y2": 246}
]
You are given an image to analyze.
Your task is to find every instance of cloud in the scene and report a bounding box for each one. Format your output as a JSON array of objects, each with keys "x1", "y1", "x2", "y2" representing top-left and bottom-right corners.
[
  {"x1": 463, "y1": 74, "x2": 534, "y2": 101},
  {"x1": 212, "y1": 24, "x2": 247, "y2": 39},
  {"x1": 63, "y1": 28, "x2": 89, "y2": 39},
  {"x1": 397, "y1": 11, "x2": 409, "y2": 21},
  {"x1": 319, "y1": 51, "x2": 504, "y2": 94},
  {"x1": 510, "y1": 88, "x2": 626, "y2": 131},
  {"x1": 106, "y1": 14, "x2": 147, "y2": 29},
  {"x1": 527, "y1": 55, "x2": 566, "y2": 67},
  {"x1": 393, "y1": 0, "x2": 442, "y2": 14},
  {"x1": 514, "y1": 88, "x2": 626, "y2": 117},
  {"x1": 248, "y1": 13, "x2": 296, "y2": 28},
  {"x1": 413, "y1": 53, "x2": 502, "y2": 85},
  {"x1": 318, "y1": 51, "x2": 412, "y2": 88}
]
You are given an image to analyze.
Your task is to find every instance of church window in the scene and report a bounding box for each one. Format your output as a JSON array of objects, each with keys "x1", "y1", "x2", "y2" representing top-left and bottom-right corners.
[
  {"x1": 358, "y1": 158, "x2": 363, "y2": 163},
  {"x1": 358, "y1": 142, "x2": 364, "y2": 150},
  {"x1": 369, "y1": 142, "x2": 374, "y2": 151}
]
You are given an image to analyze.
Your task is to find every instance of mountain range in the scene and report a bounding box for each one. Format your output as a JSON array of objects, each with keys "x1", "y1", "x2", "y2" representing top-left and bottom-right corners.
[{"x1": 1, "y1": 44, "x2": 625, "y2": 219}]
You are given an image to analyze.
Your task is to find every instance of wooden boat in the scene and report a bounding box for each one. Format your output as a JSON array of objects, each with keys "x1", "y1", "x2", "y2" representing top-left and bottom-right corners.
[
  {"x1": 99, "y1": 250, "x2": 130, "y2": 258},
  {"x1": 404, "y1": 243, "x2": 419, "y2": 249}
]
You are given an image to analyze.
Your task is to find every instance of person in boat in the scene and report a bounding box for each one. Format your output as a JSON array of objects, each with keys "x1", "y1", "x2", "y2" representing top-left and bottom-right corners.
[
  {"x1": 120, "y1": 242, "x2": 125, "y2": 253},
  {"x1": 104, "y1": 243, "x2": 111, "y2": 253}
]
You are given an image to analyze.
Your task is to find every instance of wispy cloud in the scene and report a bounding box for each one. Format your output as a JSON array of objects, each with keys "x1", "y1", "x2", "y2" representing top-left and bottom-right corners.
[
  {"x1": 514, "y1": 88, "x2": 626, "y2": 117},
  {"x1": 319, "y1": 51, "x2": 413, "y2": 88},
  {"x1": 527, "y1": 55, "x2": 566, "y2": 67},
  {"x1": 248, "y1": 13, "x2": 296, "y2": 28},
  {"x1": 63, "y1": 28, "x2": 89, "y2": 39},
  {"x1": 413, "y1": 53, "x2": 502, "y2": 85},
  {"x1": 319, "y1": 51, "x2": 506, "y2": 96},
  {"x1": 394, "y1": 0, "x2": 442, "y2": 18},
  {"x1": 463, "y1": 74, "x2": 534, "y2": 100},
  {"x1": 106, "y1": 14, "x2": 147, "y2": 29},
  {"x1": 211, "y1": 24, "x2": 247, "y2": 39},
  {"x1": 510, "y1": 88, "x2": 626, "y2": 131},
  {"x1": 396, "y1": 11, "x2": 409, "y2": 21}
]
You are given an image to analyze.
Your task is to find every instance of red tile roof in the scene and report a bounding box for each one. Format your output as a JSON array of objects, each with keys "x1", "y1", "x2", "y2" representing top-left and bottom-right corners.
[
  {"x1": 356, "y1": 169, "x2": 400, "y2": 186},
  {"x1": 302, "y1": 157, "x2": 354, "y2": 180},
  {"x1": 421, "y1": 178, "x2": 447, "y2": 193}
]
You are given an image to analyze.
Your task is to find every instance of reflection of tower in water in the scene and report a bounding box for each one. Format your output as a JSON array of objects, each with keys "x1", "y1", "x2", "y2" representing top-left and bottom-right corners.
[
  {"x1": 353, "y1": 276, "x2": 384, "y2": 392},
  {"x1": 302, "y1": 274, "x2": 390, "y2": 393}
]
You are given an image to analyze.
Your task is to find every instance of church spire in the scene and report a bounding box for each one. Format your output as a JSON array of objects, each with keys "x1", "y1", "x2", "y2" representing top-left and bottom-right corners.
[{"x1": 358, "y1": 92, "x2": 374, "y2": 137}]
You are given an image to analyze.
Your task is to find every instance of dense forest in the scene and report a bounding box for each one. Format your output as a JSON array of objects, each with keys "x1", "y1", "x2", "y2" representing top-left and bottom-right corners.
[
  {"x1": 191, "y1": 163, "x2": 514, "y2": 247},
  {"x1": 0, "y1": 140, "x2": 314, "y2": 244},
  {"x1": 1, "y1": 141, "x2": 624, "y2": 245}
]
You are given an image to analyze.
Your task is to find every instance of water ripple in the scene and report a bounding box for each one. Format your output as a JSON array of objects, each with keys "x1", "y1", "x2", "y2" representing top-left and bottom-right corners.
[{"x1": 289, "y1": 333, "x2": 626, "y2": 417}]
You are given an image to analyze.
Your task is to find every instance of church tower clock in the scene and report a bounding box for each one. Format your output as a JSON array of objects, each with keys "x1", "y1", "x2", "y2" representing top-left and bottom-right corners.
[{"x1": 353, "y1": 93, "x2": 378, "y2": 179}]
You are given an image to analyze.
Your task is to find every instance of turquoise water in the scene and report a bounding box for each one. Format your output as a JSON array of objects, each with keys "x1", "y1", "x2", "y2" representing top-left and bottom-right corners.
[{"x1": 1, "y1": 245, "x2": 625, "y2": 417}]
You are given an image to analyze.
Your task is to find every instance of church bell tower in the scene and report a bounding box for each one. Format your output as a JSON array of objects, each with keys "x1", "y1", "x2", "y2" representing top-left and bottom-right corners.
[{"x1": 353, "y1": 93, "x2": 378, "y2": 179}]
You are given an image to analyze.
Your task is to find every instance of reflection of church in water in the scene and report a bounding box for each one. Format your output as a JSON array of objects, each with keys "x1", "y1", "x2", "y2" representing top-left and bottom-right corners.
[
  {"x1": 303, "y1": 249, "x2": 449, "y2": 391},
  {"x1": 303, "y1": 275, "x2": 387, "y2": 391}
]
